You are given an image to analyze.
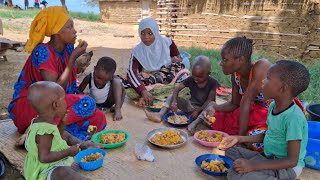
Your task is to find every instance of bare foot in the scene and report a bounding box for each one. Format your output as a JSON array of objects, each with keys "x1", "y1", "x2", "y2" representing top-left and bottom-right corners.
[
  {"x1": 187, "y1": 121, "x2": 197, "y2": 135},
  {"x1": 110, "y1": 107, "x2": 115, "y2": 113},
  {"x1": 113, "y1": 109, "x2": 123, "y2": 121},
  {"x1": 144, "y1": 109, "x2": 162, "y2": 123}
]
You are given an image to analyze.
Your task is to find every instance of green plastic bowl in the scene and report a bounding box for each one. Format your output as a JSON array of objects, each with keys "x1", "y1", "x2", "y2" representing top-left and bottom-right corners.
[{"x1": 92, "y1": 130, "x2": 130, "y2": 149}]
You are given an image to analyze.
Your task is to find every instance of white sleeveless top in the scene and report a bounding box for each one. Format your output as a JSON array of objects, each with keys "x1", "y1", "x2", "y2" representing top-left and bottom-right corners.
[{"x1": 89, "y1": 72, "x2": 111, "y2": 104}]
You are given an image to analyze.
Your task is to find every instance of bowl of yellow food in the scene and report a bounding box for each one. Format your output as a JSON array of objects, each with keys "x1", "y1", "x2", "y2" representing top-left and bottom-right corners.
[
  {"x1": 75, "y1": 148, "x2": 106, "y2": 171},
  {"x1": 147, "y1": 128, "x2": 188, "y2": 149},
  {"x1": 148, "y1": 100, "x2": 165, "y2": 112},
  {"x1": 195, "y1": 154, "x2": 233, "y2": 176},
  {"x1": 163, "y1": 112, "x2": 192, "y2": 127},
  {"x1": 92, "y1": 130, "x2": 130, "y2": 149},
  {"x1": 194, "y1": 130, "x2": 229, "y2": 147}
]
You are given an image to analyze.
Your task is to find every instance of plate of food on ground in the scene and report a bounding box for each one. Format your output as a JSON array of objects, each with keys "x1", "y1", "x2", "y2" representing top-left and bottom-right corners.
[
  {"x1": 92, "y1": 129, "x2": 130, "y2": 149},
  {"x1": 194, "y1": 130, "x2": 229, "y2": 147},
  {"x1": 163, "y1": 112, "x2": 192, "y2": 127},
  {"x1": 148, "y1": 99, "x2": 165, "y2": 112},
  {"x1": 195, "y1": 154, "x2": 233, "y2": 176},
  {"x1": 147, "y1": 128, "x2": 188, "y2": 149}
]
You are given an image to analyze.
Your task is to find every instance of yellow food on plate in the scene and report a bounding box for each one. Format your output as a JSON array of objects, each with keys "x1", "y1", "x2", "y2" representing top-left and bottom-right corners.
[
  {"x1": 149, "y1": 101, "x2": 165, "y2": 109},
  {"x1": 201, "y1": 160, "x2": 228, "y2": 172},
  {"x1": 81, "y1": 152, "x2": 103, "y2": 162},
  {"x1": 100, "y1": 133, "x2": 126, "y2": 144},
  {"x1": 197, "y1": 131, "x2": 224, "y2": 142},
  {"x1": 209, "y1": 117, "x2": 216, "y2": 123},
  {"x1": 150, "y1": 129, "x2": 184, "y2": 146},
  {"x1": 168, "y1": 115, "x2": 189, "y2": 124}
]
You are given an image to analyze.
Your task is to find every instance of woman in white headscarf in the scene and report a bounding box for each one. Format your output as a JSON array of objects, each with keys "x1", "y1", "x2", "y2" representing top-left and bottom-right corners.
[{"x1": 126, "y1": 18, "x2": 190, "y2": 106}]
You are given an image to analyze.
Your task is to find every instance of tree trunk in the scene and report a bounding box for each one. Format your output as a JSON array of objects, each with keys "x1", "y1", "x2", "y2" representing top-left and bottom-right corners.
[{"x1": 60, "y1": 0, "x2": 68, "y2": 11}]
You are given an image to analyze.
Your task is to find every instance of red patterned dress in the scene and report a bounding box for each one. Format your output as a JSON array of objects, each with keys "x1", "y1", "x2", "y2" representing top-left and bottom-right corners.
[{"x1": 8, "y1": 43, "x2": 107, "y2": 140}]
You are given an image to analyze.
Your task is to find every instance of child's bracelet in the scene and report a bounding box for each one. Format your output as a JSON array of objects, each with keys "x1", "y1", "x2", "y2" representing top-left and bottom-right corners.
[{"x1": 171, "y1": 102, "x2": 178, "y2": 106}]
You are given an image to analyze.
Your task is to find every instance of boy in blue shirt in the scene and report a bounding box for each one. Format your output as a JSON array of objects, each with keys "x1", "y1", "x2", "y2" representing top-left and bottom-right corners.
[{"x1": 218, "y1": 60, "x2": 310, "y2": 179}]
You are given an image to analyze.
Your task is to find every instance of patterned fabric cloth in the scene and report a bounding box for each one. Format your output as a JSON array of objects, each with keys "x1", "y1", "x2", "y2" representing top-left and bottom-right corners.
[
  {"x1": 234, "y1": 67, "x2": 267, "y2": 107},
  {"x1": 8, "y1": 43, "x2": 107, "y2": 139}
]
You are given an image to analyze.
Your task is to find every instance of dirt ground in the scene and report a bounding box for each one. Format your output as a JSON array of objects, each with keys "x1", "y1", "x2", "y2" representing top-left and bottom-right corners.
[{"x1": 0, "y1": 18, "x2": 140, "y2": 119}]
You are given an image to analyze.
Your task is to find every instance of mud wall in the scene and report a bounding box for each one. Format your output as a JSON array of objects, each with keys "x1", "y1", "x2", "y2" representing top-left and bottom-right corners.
[
  {"x1": 158, "y1": 0, "x2": 320, "y2": 60},
  {"x1": 100, "y1": 0, "x2": 157, "y2": 24}
]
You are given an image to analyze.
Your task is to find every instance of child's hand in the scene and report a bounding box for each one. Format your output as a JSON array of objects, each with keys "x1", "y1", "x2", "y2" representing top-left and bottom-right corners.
[
  {"x1": 190, "y1": 110, "x2": 201, "y2": 119},
  {"x1": 203, "y1": 106, "x2": 216, "y2": 125},
  {"x1": 68, "y1": 144, "x2": 81, "y2": 156},
  {"x1": 61, "y1": 111, "x2": 69, "y2": 123},
  {"x1": 170, "y1": 102, "x2": 178, "y2": 112},
  {"x1": 218, "y1": 136, "x2": 239, "y2": 150},
  {"x1": 81, "y1": 141, "x2": 104, "y2": 150},
  {"x1": 233, "y1": 158, "x2": 255, "y2": 173},
  {"x1": 71, "y1": 41, "x2": 88, "y2": 61}
]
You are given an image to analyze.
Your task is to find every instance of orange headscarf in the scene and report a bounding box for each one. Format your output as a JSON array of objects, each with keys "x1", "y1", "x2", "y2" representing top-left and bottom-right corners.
[{"x1": 24, "y1": 6, "x2": 70, "y2": 53}]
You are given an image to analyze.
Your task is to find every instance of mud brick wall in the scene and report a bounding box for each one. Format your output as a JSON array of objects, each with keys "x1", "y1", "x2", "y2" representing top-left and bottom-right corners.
[
  {"x1": 158, "y1": 0, "x2": 320, "y2": 60},
  {"x1": 100, "y1": 1, "x2": 157, "y2": 24}
]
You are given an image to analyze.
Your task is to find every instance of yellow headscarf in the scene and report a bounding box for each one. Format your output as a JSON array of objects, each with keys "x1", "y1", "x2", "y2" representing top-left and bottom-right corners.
[{"x1": 24, "y1": 6, "x2": 70, "y2": 53}]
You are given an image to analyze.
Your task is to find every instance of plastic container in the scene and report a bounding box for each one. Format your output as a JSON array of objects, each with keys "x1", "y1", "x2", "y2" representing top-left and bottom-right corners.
[
  {"x1": 195, "y1": 154, "x2": 233, "y2": 176},
  {"x1": 75, "y1": 148, "x2": 106, "y2": 171},
  {"x1": 306, "y1": 104, "x2": 320, "y2": 121},
  {"x1": 148, "y1": 100, "x2": 165, "y2": 112},
  {"x1": 163, "y1": 112, "x2": 192, "y2": 127},
  {"x1": 194, "y1": 130, "x2": 229, "y2": 147},
  {"x1": 92, "y1": 130, "x2": 130, "y2": 149},
  {"x1": 305, "y1": 121, "x2": 320, "y2": 170}
]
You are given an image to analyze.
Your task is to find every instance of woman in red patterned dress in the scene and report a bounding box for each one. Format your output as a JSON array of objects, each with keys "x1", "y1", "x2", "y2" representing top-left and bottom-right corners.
[{"x1": 7, "y1": 6, "x2": 106, "y2": 140}]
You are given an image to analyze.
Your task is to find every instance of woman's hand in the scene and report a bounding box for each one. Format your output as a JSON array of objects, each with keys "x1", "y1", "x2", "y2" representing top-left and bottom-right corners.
[
  {"x1": 218, "y1": 136, "x2": 240, "y2": 151},
  {"x1": 141, "y1": 90, "x2": 154, "y2": 106},
  {"x1": 70, "y1": 41, "x2": 88, "y2": 62},
  {"x1": 171, "y1": 56, "x2": 182, "y2": 63}
]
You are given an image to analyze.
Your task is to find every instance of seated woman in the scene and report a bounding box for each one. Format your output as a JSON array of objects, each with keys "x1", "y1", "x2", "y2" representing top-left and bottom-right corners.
[
  {"x1": 203, "y1": 37, "x2": 271, "y2": 151},
  {"x1": 126, "y1": 17, "x2": 190, "y2": 106},
  {"x1": 7, "y1": 6, "x2": 106, "y2": 140}
]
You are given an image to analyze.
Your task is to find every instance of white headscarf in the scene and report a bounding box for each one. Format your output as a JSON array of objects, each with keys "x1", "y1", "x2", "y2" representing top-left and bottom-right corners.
[{"x1": 131, "y1": 18, "x2": 172, "y2": 72}]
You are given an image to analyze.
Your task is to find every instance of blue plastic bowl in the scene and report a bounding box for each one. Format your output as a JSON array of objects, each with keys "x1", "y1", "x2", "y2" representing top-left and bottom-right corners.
[
  {"x1": 163, "y1": 112, "x2": 192, "y2": 127},
  {"x1": 195, "y1": 154, "x2": 233, "y2": 176},
  {"x1": 75, "y1": 148, "x2": 106, "y2": 171},
  {"x1": 148, "y1": 100, "x2": 165, "y2": 112},
  {"x1": 305, "y1": 121, "x2": 320, "y2": 170}
]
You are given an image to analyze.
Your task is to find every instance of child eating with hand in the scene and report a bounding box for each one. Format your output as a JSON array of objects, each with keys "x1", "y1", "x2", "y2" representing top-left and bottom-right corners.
[
  {"x1": 218, "y1": 60, "x2": 310, "y2": 180},
  {"x1": 24, "y1": 81, "x2": 100, "y2": 180},
  {"x1": 145, "y1": 56, "x2": 219, "y2": 134}
]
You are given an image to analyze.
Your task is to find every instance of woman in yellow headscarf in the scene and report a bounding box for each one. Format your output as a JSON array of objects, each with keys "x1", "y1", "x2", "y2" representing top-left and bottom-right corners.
[{"x1": 8, "y1": 6, "x2": 106, "y2": 179}]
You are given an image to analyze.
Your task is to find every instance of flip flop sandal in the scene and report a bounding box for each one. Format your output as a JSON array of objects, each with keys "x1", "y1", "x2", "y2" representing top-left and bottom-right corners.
[
  {"x1": 219, "y1": 86, "x2": 232, "y2": 93},
  {"x1": 0, "y1": 156, "x2": 6, "y2": 177},
  {"x1": 216, "y1": 88, "x2": 229, "y2": 96}
]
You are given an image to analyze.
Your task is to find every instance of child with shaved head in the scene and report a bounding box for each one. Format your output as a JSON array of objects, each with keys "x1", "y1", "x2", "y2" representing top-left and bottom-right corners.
[
  {"x1": 25, "y1": 81, "x2": 100, "y2": 180},
  {"x1": 145, "y1": 56, "x2": 219, "y2": 133}
]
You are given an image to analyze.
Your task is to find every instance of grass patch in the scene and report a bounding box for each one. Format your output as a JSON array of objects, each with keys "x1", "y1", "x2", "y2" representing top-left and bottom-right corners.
[
  {"x1": 182, "y1": 47, "x2": 319, "y2": 104},
  {"x1": 0, "y1": 6, "x2": 100, "y2": 22}
]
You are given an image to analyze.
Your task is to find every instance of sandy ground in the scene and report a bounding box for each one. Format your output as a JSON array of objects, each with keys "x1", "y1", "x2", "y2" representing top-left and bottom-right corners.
[
  {"x1": 0, "y1": 18, "x2": 140, "y2": 119},
  {"x1": 0, "y1": 18, "x2": 320, "y2": 179}
]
